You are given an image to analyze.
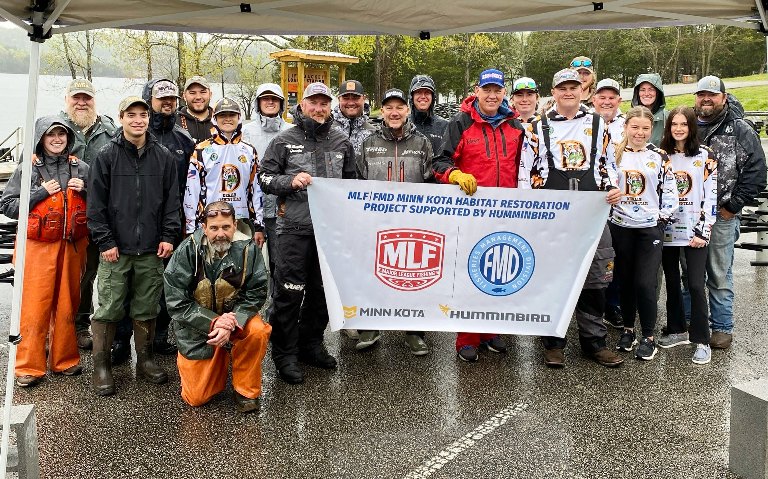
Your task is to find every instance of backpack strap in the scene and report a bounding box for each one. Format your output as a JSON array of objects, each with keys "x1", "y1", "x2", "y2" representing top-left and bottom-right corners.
[
  {"x1": 539, "y1": 115, "x2": 556, "y2": 170},
  {"x1": 589, "y1": 112, "x2": 600, "y2": 166}
]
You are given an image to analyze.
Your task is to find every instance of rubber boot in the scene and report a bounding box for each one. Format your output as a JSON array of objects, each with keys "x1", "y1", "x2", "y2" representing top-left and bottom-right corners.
[
  {"x1": 91, "y1": 321, "x2": 117, "y2": 396},
  {"x1": 133, "y1": 319, "x2": 168, "y2": 384}
]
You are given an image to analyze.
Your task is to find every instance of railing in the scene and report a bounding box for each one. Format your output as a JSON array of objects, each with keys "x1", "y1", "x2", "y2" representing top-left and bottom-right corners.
[{"x1": 0, "y1": 127, "x2": 22, "y2": 163}]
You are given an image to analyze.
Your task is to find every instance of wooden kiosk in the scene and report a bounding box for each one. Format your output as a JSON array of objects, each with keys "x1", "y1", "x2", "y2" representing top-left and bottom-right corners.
[{"x1": 269, "y1": 49, "x2": 359, "y2": 120}]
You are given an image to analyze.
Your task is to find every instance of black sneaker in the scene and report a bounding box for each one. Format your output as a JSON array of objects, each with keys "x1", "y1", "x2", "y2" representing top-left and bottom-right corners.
[
  {"x1": 298, "y1": 347, "x2": 338, "y2": 369},
  {"x1": 635, "y1": 337, "x2": 658, "y2": 361},
  {"x1": 457, "y1": 345, "x2": 478, "y2": 362},
  {"x1": 603, "y1": 305, "x2": 624, "y2": 330},
  {"x1": 616, "y1": 330, "x2": 637, "y2": 352},
  {"x1": 480, "y1": 335, "x2": 507, "y2": 354}
]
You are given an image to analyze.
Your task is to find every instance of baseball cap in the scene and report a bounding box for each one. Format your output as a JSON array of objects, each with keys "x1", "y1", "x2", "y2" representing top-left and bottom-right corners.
[
  {"x1": 381, "y1": 88, "x2": 408, "y2": 106},
  {"x1": 66, "y1": 78, "x2": 95, "y2": 97},
  {"x1": 552, "y1": 69, "x2": 581, "y2": 87},
  {"x1": 570, "y1": 56, "x2": 594, "y2": 73},
  {"x1": 118, "y1": 96, "x2": 150, "y2": 113},
  {"x1": 478, "y1": 69, "x2": 505, "y2": 88},
  {"x1": 512, "y1": 77, "x2": 538, "y2": 93},
  {"x1": 151, "y1": 80, "x2": 180, "y2": 99},
  {"x1": 183, "y1": 75, "x2": 211, "y2": 91},
  {"x1": 339, "y1": 80, "x2": 364, "y2": 96},
  {"x1": 595, "y1": 78, "x2": 621, "y2": 94},
  {"x1": 695, "y1": 75, "x2": 726, "y2": 94},
  {"x1": 44, "y1": 123, "x2": 68, "y2": 135},
  {"x1": 303, "y1": 82, "x2": 333, "y2": 100},
  {"x1": 256, "y1": 82, "x2": 285, "y2": 100},
  {"x1": 213, "y1": 97, "x2": 241, "y2": 116}
]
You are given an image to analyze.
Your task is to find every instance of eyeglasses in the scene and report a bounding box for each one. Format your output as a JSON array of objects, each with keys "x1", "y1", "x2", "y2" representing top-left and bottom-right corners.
[
  {"x1": 570, "y1": 59, "x2": 593, "y2": 68},
  {"x1": 513, "y1": 80, "x2": 538, "y2": 91},
  {"x1": 205, "y1": 209, "x2": 234, "y2": 218}
]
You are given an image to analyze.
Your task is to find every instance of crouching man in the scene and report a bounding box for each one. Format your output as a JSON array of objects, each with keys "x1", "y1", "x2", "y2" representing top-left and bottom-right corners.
[{"x1": 164, "y1": 201, "x2": 271, "y2": 413}]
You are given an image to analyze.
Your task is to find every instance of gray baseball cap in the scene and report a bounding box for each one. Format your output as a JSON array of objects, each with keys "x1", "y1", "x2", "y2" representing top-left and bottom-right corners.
[{"x1": 695, "y1": 75, "x2": 725, "y2": 94}]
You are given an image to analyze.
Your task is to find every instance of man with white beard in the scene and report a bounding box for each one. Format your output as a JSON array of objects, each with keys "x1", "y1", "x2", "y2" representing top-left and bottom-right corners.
[{"x1": 58, "y1": 78, "x2": 118, "y2": 350}]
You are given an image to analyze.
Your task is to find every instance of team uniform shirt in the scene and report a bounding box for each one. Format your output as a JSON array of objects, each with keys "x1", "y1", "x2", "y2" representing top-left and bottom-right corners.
[
  {"x1": 609, "y1": 145, "x2": 679, "y2": 229},
  {"x1": 517, "y1": 114, "x2": 538, "y2": 189},
  {"x1": 663, "y1": 146, "x2": 718, "y2": 245},
  {"x1": 184, "y1": 132, "x2": 263, "y2": 233},
  {"x1": 519, "y1": 106, "x2": 617, "y2": 190},
  {"x1": 606, "y1": 112, "x2": 625, "y2": 147}
]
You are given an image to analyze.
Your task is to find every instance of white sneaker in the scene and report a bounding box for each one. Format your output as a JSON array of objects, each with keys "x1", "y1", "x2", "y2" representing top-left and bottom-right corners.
[
  {"x1": 692, "y1": 343, "x2": 711, "y2": 365},
  {"x1": 341, "y1": 329, "x2": 359, "y2": 340}
]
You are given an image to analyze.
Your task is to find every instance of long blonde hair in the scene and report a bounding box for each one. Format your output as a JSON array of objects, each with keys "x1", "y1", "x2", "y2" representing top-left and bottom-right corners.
[{"x1": 615, "y1": 106, "x2": 654, "y2": 165}]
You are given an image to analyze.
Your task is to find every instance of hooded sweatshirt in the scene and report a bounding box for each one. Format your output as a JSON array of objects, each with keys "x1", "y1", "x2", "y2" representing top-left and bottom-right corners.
[
  {"x1": 408, "y1": 75, "x2": 449, "y2": 156},
  {"x1": 176, "y1": 106, "x2": 214, "y2": 144},
  {"x1": 631, "y1": 73, "x2": 668, "y2": 147}
]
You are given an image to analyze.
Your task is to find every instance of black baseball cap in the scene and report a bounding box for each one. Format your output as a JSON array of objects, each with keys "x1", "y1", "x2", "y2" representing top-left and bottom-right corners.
[
  {"x1": 339, "y1": 80, "x2": 364, "y2": 96},
  {"x1": 381, "y1": 88, "x2": 407, "y2": 106}
]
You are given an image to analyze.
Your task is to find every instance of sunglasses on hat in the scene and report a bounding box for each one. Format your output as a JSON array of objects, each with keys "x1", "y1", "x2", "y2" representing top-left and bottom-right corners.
[
  {"x1": 570, "y1": 59, "x2": 593, "y2": 68},
  {"x1": 513, "y1": 80, "x2": 537, "y2": 91},
  {"x1": 205, "y1": 209, "x2": 234, "y2": 218}
]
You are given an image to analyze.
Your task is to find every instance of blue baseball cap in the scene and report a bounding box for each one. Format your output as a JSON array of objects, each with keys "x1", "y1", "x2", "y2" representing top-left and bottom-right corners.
[{"x1": 478, "y1": 69, "x2": 505, "y2": 88}]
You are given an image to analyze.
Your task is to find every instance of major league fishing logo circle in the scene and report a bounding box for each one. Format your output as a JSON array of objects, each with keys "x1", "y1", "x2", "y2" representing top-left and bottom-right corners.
[{"x1": 468, "y1": 232, "x2": 535, "y2": 296}]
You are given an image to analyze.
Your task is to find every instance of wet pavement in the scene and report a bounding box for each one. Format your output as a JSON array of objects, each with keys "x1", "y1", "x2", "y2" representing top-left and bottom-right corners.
[{"x1": 0, "y1": 235, "x2": 765, "y2": 478}]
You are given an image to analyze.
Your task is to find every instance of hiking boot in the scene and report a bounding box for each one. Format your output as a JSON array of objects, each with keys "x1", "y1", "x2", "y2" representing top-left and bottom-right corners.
[
  {"x1": 15, "y1": 375, "x2": 43, "y2": 388},
  {"x1": 591, "y1": 347, "x2": 624, "y2": 367},
  {"x1": 299, "y1": 346, "x2": 337, "y2": 369},
  {"x1": 480, "y1": 335, "x2": 508, "y2": 354},
  {"x1": 355, "y1": 330, "x2": 381, "y2": 351},
  {"x1": 635, "y1": 337, "x2": 658, "y2": 360},
  {"x1": 657, "y1": 332, "x2": 690, "y2": 349},
  {"x1": 76, "y1": 329, "x2": 93, "y2": 350},
  {"x1": 544, "y1": 348, "x2": 565, "y2": 368},
  {"x1": 616, "y1": 330, "x2": 637, "y2": 352},
  {"x1": 277, "y1": 363, "x2": 304, "y2": 384},
  {"x1": 133, "y1": 319, "x2": 168, "y2": 384},
  {"x1": 91, "y1": 320, "x2": 117, "y2": 396},
  {"x1": 603, "y1": 305, "x2": 624, "y2": 330},
  {"x1": 457, "y1": 345, "x2": 478, "y2": 362},
  {"x1": 341, "y1": 329, "x2": 360, "y2": 340},
  {"x1": 404, "y1": 334, "x2": 430, "y2": 356},
  {"x1": 710, "y1": 331, "x2": 732, "y2": 349},
  {"x1": 692, "y1": 343, "x2": 712, "y2": 365},
  {"x1": 60, "y1": 364, "x2": 82, "y2": 376},
  {"x1": 233, "y1": 391, "x2": 260, "y2": 413}
]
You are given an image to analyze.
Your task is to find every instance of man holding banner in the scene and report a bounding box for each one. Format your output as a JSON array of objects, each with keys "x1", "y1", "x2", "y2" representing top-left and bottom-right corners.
[
  {"x1": 258, "y1": 82, "x2": 356, "y2": 384},
  {"x1": 433, "y1": 68, "x2": 526, "y2": 362},
  {"x1": 522, "y1": 68, "x2": 624, "y2": 368}
]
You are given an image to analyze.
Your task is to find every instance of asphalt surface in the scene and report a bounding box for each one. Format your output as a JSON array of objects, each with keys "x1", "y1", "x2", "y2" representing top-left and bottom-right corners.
[{"x1": 0, "y1": 230, "x2": 764, "y2": 479}]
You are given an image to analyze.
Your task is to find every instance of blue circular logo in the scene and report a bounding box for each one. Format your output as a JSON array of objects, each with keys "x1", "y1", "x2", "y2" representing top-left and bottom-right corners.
[{"x1": 468, "y1": 232, "x2": 535, "y2": 296}]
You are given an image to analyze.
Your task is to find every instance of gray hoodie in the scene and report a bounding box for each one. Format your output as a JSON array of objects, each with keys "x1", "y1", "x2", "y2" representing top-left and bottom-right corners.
[
  {"x1": 631, "y1": 73, "x2": 668, "y2": 147},
  {"x1": 242, "y1": 114, "x2": 293, "y2": 219}
]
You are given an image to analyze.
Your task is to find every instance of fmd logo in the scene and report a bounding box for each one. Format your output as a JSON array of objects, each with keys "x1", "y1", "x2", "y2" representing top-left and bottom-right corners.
[
  {"x1": 375, "y1": 228, "x2": 445, "y2": 291},
  {"x1": 468, "y1": 232, "x2": 535, "y2": 296}
]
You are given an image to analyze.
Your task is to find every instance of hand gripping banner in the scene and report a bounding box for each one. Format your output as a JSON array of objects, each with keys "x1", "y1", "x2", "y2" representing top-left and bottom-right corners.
[{"x1": 308, "y1": 178, "x2": 610, "y2": 337}]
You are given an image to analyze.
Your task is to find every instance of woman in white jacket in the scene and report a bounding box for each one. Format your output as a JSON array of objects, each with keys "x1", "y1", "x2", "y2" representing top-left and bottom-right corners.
[
  {"x1": 609, "y1": 106, "x2": 679, "y2": 361},
  {"x1": 657, "y1": 106, "x2": 718, "y2": 364}
]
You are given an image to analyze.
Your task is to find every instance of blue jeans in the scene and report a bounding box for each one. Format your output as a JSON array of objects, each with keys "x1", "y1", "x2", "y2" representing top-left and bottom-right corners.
[{"x1": 706, "y1": 215, "x2": 740, "y2": 333}]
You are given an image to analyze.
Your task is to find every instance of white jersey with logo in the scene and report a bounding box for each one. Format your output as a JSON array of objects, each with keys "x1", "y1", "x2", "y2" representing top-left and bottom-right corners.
[
  {"x1": 663, "y1": 146, "x2": 718, "y2": 246},
  {"x1": 610, "y1": 145, "x2": 678, "y2": 229},
  {"x1": 519, "y1": 106, "x2": 618, "y2": 190},
  {"x1": 184, "y1": 132, "x2": 263, "y2": 233},
  {"x1": 606, "y1": 112, "x2": 625, "y2": 148}
]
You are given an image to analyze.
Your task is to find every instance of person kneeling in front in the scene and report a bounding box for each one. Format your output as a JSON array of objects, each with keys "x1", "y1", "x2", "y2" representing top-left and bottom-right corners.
[{"x1": 164, "y1": 201, "x2": 271, "y2": 413}]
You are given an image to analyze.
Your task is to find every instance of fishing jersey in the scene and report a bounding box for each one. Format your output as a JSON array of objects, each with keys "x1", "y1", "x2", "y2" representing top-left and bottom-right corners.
[
  {"x1": 605, "y1": 112, "x2": 625, "y2": 147},
  {"x1": 609, "y1": 145, "x2": 678, "y2": 229},
  {"x1": 184, "y1": 132, "x2": 263, "y2": 233},
  {"x1": 517, "y1": 114, "x2": 538, "y2": 188},
  {"x1": 663, "y1": 146, "x2": 718, "y2": 245},
  {"x1": 519, "y1": 106, "x2": 617, "y2": 190}
]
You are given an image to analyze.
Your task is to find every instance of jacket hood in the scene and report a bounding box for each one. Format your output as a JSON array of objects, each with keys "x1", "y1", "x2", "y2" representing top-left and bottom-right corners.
[
  {"x1": 255, "y1": 113, "x2": 287, "y2": 133},
  {"x1": 34, "y1": 116, "x2": 75, "y2": 157},
  {"x1": 143, "y1": 79, "x2": 180, "y2": 132},
  {"x1": 253, "y1": 82, "x2": 285, "y2": 115},
  {"x1": 726, "y1": 92, "x2": 745, "y2": 119},
  {"x1": 409, "y1": 74, "x2": 437, "y2": 116},
  {"x1": 631, "y1": 73, "x2": 666, "y2": 113},
  {"x1": 379, "y1": 117, "x2": 417, "y2": 141}
]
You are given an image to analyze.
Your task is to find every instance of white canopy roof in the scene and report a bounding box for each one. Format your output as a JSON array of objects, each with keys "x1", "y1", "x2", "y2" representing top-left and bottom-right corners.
[{"x1": 0, "y1": 0, "x2": 765, "y2": 39}]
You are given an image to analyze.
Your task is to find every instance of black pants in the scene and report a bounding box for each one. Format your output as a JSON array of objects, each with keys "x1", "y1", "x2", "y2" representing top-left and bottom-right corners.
[
  {"x1": 270, "y1": 233, "x2": 329, "y2": 368},
  {"x1": 75, "y1": 241, "x2": 100, "y2": 332},
  {"x1": 661, "y1": 245, "x2": 709, "y2": 344},
  {"x1": 609, "y1": 223, "x2": 663, "y2": 338},
  {"x1": 542, "y1": 288, "x2": 608, "y2": 353}
]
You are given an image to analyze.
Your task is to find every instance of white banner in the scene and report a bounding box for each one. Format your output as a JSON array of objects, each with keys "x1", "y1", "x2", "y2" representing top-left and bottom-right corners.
[{"x1": 308, "y1": 178, "x2": 610, "y2": 337}]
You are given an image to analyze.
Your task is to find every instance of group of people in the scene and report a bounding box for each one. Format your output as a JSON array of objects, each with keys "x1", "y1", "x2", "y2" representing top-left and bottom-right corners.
[{"x1": 1, "y1": 54, "x2": 765, "y2": 412}]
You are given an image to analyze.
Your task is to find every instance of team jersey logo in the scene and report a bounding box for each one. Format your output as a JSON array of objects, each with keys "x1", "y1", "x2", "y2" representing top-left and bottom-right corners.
[
  {"x1": 375, "y1": 229, "x2": 445, "y2": 291},
  {"x1": 221, "y1": 164, "x2": 241, "y2": 193},
  {"x1": 624, "y1": 170, "x2": 646, "y2": 196},
  {"x1": 468, "y1": 232, "x2": 535, "y2": 296},
  {"x1": 238, "y1": 155, "x2": 247, "y2": 163},
  {"x1": 674, "y1": 171, "x2": 692, "y2": 197},
  {"x1": 557, "y1": 140, "x2": 587, "y2": 170}
]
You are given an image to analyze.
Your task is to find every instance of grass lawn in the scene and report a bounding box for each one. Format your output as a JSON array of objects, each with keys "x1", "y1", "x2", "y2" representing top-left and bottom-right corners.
[{"x1": 622, "y1": 85, "x2": 768, "y2": 112}]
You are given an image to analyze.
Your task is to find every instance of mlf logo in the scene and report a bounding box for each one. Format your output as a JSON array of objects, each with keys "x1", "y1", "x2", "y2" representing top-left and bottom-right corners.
[
  {"x1": 375, "y1": 228, "x2": 445, "y2": 291},
  {"x1": 468, "y1": 232, "x2": 535, "y2": 296}
]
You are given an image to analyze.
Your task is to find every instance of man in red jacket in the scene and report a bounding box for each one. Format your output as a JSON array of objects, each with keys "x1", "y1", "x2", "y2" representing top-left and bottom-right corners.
[{"x1": 433, "y1": 68, "x2": 525, "y2": 362}]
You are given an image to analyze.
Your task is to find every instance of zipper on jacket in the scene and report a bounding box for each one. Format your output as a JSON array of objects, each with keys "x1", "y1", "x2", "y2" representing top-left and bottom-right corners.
[
  {"x1": 134, "y1": 149, "x2": 142, "y2": 254},
  {"x1": 492, "y1": 128, "x2": 500, "y2": 186}
]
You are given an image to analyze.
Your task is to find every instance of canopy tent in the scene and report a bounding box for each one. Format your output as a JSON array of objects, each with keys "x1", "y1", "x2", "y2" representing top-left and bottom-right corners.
[{"x1": 0, "y1": 0, "x2": 766, "y2": 477}]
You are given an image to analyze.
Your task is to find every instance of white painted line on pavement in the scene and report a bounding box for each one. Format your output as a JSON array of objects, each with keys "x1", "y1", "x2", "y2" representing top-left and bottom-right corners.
[{"x1": 404, "y1": 402, "x2": 529, "y2": 479}]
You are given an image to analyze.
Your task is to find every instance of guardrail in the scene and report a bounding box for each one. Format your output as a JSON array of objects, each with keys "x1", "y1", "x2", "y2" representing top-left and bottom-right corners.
[{"x1": 0, "y1": 127, "x2": 22, "y2": 163}]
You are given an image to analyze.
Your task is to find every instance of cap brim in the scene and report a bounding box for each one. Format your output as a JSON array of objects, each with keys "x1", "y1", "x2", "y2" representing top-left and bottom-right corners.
[
  {"x1": 339, "y1": 91, "x2": 364, "y2": 96},
  {"x1": 554, "y1": 80, "x2": 581, "y2": 87},
  {"x1": 305, "y1": 93, "x2": 333, "y2": 100},
  {"x1": 695, "y1": 89, "x2": 723, "y2": 94},
  {"x1": 479, "y1": 82, "x2": 505, "y2": 88},
  {"x1": 121, "y1": 100, "x2": 149, "y2": 111},
  {"x1": 595, "y1": 87, "x2": 620, "y2": 93},
  {"x1": 382, "y1": 97, "x2": 407, "y2": 105},
  {"x1": 68, "y1": 89, "x2": 94, "y2": 97},
  {"x1": 44, "y1": 125, "x2": 68, "y2": 135}
]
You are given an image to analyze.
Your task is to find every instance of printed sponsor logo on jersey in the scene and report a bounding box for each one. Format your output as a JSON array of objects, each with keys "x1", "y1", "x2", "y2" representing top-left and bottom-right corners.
[
  {"x1": 624, "y1": 170, "x2": 646, "y2": 196},
  {"x1": 375, "y1": 228, "x2": 445, "y2": 291},
  {"x1": 402, "y1": 149, "x2": 424, "y2": 156},
  {"x1": 557, "y1": 140, "x2": 587, "y2": 170},
  {"x1": 221, "y1": 164, "x2": 241, "y2": 193},
  {"x1": 674, "y1": 171, "x2": 692, "y2": 197},
  {"x1": 645, "y1": 162, "x2": 657, "y2": 170},
  {"x1": 287, "y1": 144, "x2": 305, "y2": 154},
  {"x1": 693, "y1": 160, "x2": 703, "y2": 167},
  {"x1": 238, "y1": 155, "x2": 247, "y2": 163},
  {"x1": 366, "y1": 146, "x2": 387, "y2": 153},
  {"x1": 468, "y1": 232, "x2": 535, "y2": 296}
]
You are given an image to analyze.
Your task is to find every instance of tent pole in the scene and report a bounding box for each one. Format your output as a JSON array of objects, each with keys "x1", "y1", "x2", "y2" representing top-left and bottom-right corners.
[{"x1": 0, "y1": 39, "x2": 41, "y2": 479}]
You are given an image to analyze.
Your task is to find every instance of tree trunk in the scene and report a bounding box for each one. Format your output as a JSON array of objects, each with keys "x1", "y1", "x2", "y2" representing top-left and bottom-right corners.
[
  {"x1": 176, "y1": 32, "x2": 186, "y2": 87},
  {"x1": 61, "y1": 34, "x2": 77, "y2": 79},
  {"x1": 85, "y1": 31, "x2": 93, "y2": 82},
  {"x1": 374, "y1": 35, "x2": 381, "y2": 109},
  {"x1": 144, "y1": 31, "x2": 153, "y2": 80},
  {"x1": 464, "y1": 34, "x2": 470, "y2": 95}
]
